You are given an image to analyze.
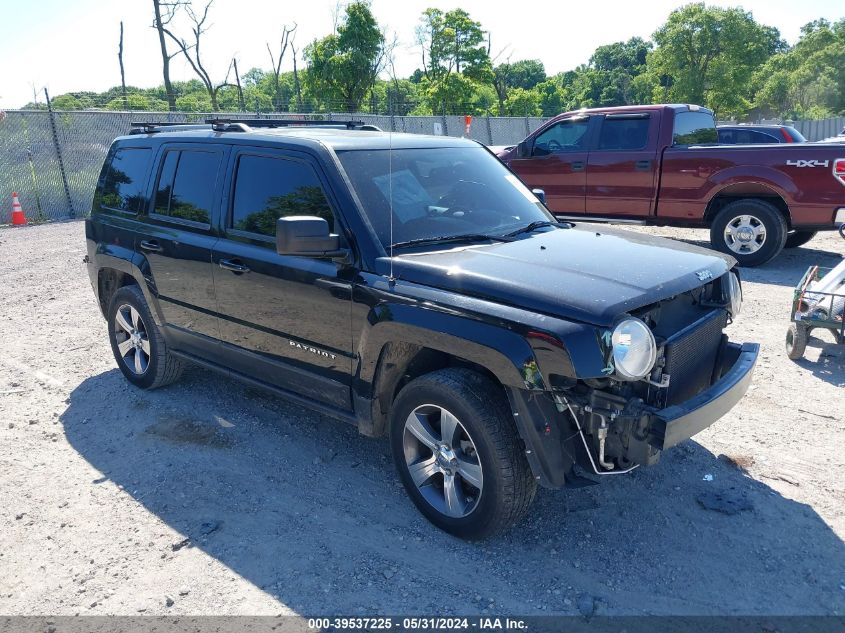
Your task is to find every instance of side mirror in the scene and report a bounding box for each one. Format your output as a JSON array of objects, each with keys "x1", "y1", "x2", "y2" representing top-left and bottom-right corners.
[
  {"x1": 276, "y1": 216, "x2": 344, "y2": 257},
  {"x1": 516, "y1": 140, "x2": 532, "y2": 158},
  {"x1": 532, "y1": 188, "x2": 546, "y2": 204}
]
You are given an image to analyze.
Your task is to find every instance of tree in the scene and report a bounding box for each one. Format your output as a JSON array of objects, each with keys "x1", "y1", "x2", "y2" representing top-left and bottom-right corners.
[
  {"x1": 493, "y1": 59, "x2": 546, "y2": 114},
  {"x1": 151, "y1": 0, "x2": 181, "y2": 111},
  {"x1": 753, "y1": 19, "x2": 845, "y2": 118},
  {"x1": 304, "y1": 2, "x2": 385, "y2": 112},
  {"x1": 267, "y1": 24, "x2": 297, "y2": 111},
  {"x1": 649, "y1": 3, "x2": 784, "y2": 117},
  {"x1": 590, "y1": 37, "x2": 651, "y2": 73},
  {"x1": 118, "y1": 21, "x2": 128, "y2": 108},
  {"x1": 160, "y1": 1, "x2": 237, "y2": 111},
  {"x1": 504, "y1": 87, "x2": 541, "y2": 116},
  {"x1": 416, "y1": 8, "x2": 491, "y2": 82}
]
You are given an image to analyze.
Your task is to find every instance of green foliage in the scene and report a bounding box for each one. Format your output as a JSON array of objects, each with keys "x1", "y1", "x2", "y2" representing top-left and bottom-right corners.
[
  {"x1": 649, "y1": 3, "x2": 784, "y2": 117},
  {"x1": 417, "y1": 8, "x2": 492, "y2": 83},
  {"x1": 35, "y1": 3, "x2": 843, "y2": 122},
  {"x1": 753, "y1": 18, "x2": 845, "y2": 118},
  {"x1": 504, "y1": 87, "x2": 541, "y2": 116},
  {"x1": 105, "y1": 93, "x2": 168, "y2": 111},
  {"x1": 304, "y1": 1, "x2": 385, "y2": 112}
]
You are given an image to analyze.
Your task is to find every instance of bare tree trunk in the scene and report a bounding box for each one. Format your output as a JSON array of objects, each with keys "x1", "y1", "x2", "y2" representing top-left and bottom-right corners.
[
  {"x1": 292, "y1": 44, "x2": 303, "y2": 113},
  {"x1": 233, "y1": 58, "x2": 245, "y2": 111},
  {"x1": 152, "y1": 0, "x2": 176, "y2": 111},
  {"x1": 118, "y1": 21, "x2": 128, "y2": 108}
]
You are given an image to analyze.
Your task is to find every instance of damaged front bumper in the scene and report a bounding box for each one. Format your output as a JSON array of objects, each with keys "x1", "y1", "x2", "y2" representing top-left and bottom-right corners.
[{"x1": 506, "y1": 342, "x2": 759, "y2": 488}]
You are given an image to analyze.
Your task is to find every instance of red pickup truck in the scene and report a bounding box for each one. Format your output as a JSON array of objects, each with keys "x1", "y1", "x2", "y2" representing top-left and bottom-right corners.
[{"x1": 497, "y1": 104, "x2": 845, "y2": 266}]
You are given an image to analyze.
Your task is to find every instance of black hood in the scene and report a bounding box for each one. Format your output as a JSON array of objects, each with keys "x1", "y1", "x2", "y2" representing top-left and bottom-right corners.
[{"x1": 376, "y1": 226, "x2": 734, "y2": 327}]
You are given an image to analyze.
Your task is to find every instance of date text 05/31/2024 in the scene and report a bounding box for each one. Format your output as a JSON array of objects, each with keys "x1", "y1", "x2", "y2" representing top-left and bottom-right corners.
[{"x1": 307, "y1": 617, "x2": 528, "y2": 630}]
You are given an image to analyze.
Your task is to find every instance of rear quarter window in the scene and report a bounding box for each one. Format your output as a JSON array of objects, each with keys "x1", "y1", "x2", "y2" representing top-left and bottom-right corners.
[
  {"x1": 95, "y1": 146, "x2": 152, "y2": 213},
  {"x1": 673, "y1": 112, "x2": 718, "y2": 145}
]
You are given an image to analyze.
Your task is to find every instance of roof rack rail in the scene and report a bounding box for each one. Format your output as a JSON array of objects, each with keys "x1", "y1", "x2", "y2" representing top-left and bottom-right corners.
[
  {"x1": 129, "y1": 121, "x2": 214, "y2": 135},
  {"x1": 128, "y1": 119, "x2": 382, "y2": 135},
  {"x1": 206, "y1": 118, "x2": 381, "y2": 131}
]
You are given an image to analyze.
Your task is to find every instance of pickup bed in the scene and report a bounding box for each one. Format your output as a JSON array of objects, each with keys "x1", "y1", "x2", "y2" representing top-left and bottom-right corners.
[{"x1": 497, "y1": 104, "x2": 845, "y2": 266}]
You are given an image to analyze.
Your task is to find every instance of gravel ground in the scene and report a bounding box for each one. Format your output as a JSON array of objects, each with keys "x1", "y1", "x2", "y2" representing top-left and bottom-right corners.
[{"x1": 0, "y1": 220, "x2": 843, "y2": 617}]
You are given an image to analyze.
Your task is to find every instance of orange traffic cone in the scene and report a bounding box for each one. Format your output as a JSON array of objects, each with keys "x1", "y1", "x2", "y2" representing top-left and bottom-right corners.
[{"x1": 11, "y1": 192, "x2": 26, "y2": 226}]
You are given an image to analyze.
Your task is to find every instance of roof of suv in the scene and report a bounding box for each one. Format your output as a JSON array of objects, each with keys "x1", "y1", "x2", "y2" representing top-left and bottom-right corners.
[{"x1": 118, "y1": 127, "x2": 476, "y2": 151}]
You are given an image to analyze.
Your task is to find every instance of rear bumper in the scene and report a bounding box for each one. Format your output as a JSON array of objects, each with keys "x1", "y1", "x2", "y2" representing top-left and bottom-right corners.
[{"x1": 648, "y1": 342, "x2": 759, "y2": 450}]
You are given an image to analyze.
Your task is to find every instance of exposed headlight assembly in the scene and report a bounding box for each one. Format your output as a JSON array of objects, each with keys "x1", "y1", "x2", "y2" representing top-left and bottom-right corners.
[
  {"x1": 727, "y1": 271, "x2": 742, "y2": 318},
  {"x1": 611, "y1": 317, "x2": 657, "y2": 381}
]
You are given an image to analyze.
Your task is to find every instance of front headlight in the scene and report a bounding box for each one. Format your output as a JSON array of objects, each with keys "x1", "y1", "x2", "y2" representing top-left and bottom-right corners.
[
  {"x1": 611, "y1": 317, "x2": 657, "y2": 381},
  {"x1": 727, "y1": 271, "x2": 742, "y2": 317}
]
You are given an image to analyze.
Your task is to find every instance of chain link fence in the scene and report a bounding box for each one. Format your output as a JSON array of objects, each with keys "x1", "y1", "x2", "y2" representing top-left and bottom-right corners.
[
  {"x1": 0, "y1": 109, "x2": 545, "y2": 223},
  {"x1": 1, "y1": 109, "x2": 842, "y2": 224}
]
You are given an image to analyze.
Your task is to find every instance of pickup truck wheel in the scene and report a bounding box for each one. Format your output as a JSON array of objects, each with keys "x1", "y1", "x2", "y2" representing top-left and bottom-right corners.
[
  {"x1": 784, "y1": 230, "x2": 817, "y2": 249},
  {"x1": 107, "y1": 285, "x2": 183, "y2": 389},
  {"x1": 390, "y1": 368, "x2": 536, "y2": 539},
  {"x1": 710, "y1": 200, "x2": 787, "y2": 267}
]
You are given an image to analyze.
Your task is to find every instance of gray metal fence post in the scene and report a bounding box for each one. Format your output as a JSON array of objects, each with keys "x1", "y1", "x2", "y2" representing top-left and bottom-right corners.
[
  {"x1": 441, "y1": 103, "x2": 448, "y2": 136},
  {"x1": 44, "y1": 89, "x2": 75, "y2": 218},
  {"x1": 486, "y1": 114, "x2": 493, "y2": 145}
]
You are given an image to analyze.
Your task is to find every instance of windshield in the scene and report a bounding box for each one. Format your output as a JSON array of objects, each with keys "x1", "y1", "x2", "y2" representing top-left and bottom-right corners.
[{"x1": 336, "y1": 146, "x2": 553, "y2": 249}]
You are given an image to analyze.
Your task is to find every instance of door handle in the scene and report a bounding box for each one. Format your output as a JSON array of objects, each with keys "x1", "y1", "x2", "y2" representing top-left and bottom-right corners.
[
  {"x1": 570, "y1": 161, "x2": 585, "y2": 172},
  {"x1": 139, "y1": 240, "x2": 163, "y2": 253},
  {"x1": 219, "y1": 258, "x2": 251, "y2": 274},
  {"x1": 635, "y1": 160, "x2": 652, "y2": 171}
]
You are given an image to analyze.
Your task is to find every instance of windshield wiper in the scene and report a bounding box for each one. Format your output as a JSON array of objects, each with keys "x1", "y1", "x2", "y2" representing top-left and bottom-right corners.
[
  {"x1": 389, "y1": 233, "x2": 514, "y2": 250},
  {"x1": 505, "y1": 220, "x2": 570, "y2": 238}
]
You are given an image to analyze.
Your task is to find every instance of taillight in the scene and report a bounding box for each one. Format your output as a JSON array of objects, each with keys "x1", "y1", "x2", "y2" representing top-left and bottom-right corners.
[
  {"x1": 780, "y1": 127, "x2": 794, "y2": 142},
  {"x1": 834, "y1": 159, "x2": 845, "y2": 186}
]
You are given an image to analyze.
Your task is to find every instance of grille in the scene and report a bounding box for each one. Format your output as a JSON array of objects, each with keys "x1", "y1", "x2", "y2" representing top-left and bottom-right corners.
[{"x1": 662, "y1": 309, "x2": 727, "y2": 406}]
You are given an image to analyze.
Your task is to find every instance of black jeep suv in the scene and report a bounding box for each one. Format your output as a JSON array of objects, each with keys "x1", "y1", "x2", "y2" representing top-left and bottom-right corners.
[{"x1": 85, "y1": 119, "x2": 758, "y2": 539}]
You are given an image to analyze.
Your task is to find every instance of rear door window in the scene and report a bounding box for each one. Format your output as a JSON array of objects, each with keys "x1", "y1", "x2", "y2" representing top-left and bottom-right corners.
[
  {"x1": 229, "y1": 154, "x2": 335, "y2": 240},
  {"x1": 97, "y1": 147, "x2": 152, "y2": 213},
  {"x1": 597, "y1": 115, "x2": 650, "y2": 150},
  {"x1": 153, "y1": 149, "x2": 222, "y2": 225},
  {"x1": 672, "y1": 111, "x2": 718, "y2": 145}
]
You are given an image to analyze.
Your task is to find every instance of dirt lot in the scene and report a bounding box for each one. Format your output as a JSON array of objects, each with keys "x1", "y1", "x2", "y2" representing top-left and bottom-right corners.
[{"x1": 0, "y1": 221, "x2": 843, "y2": 616}]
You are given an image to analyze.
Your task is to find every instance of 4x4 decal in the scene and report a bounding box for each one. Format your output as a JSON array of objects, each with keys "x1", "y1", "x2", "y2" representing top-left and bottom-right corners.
[{"x1": 786, "y1": 159, "x2": 830, "y2": 167}]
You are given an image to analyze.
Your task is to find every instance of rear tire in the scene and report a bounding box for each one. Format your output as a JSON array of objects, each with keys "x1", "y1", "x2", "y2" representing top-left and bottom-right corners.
[
  {"x1": 389, "y1": 368, "x2": 536, "y2": 539},
  {"x1": 785, "y1": 323, "x2": 808, "y2": 361},
  {"x1": 710, "y1": 199, "x2": 787, "y2": 267},
  {"x1": 107, "y1": 285, "x2": 183, "y2": 389},
  {"x1": 784, "y1": 230, "x2": 817, "y2": 249}
]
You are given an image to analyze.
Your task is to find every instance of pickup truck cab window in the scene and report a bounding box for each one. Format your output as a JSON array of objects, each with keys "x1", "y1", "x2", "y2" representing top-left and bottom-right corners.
[
  {"x1": 672, "y1": 111, "x2": 718, "y2": 145},
  {"x1": 230, "y1": 154, "x2": 335, "y2": 238},
  {"x1": 533, "y1": 117, "x2": 590, "y2": 155},
  {"x1": 153, "y1": 149, "x2": 221, "y2": 225},
  {"x1": 96, "y1": 147, "x2": 152, "y2": 213}
]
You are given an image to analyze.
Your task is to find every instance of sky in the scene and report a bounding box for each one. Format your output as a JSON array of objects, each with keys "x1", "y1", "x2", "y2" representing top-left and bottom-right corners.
[{"x1": 1, "y1": 0, "x2": 843, "y2": 109}]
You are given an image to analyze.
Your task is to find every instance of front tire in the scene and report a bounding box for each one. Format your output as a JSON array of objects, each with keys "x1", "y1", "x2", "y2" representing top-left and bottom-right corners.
[
  {"x1": 390, "y1": 368, "x2": 536, "y2": 539},
  {"x1": 710, "y1": 199, "x2": 787, "y2": 267},
  {"x1": 784, "y1": 230, "x2": 817, "y2": 249},
  {"x1": 107, "y1": 285, "x2": 183, "y2": 389}
]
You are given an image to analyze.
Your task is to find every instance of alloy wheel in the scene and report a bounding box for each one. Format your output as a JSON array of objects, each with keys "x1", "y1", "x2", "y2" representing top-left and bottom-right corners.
[
  {"x1": 114, "y1": 304, "x2": 151, "y2": 375},
  {"x1": 402, "y1": 404, "x2": 483, "y2": 518},
  {"x1": 724, "y1": 214, "x2": 767, "y2": 255}
]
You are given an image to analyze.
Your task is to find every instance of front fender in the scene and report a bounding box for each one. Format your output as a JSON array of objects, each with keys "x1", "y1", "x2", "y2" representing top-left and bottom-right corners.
[{"x1": 356, "y1": 301, "x2": 543, "y2": 394}]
